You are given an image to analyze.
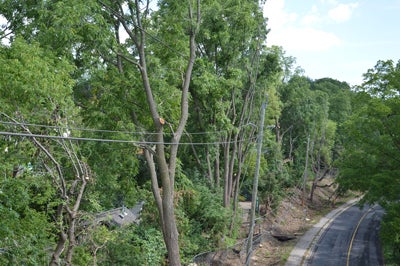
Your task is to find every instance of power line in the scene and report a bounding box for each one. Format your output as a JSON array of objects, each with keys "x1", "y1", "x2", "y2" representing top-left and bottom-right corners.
[
  {"x1": 0, "y1": 120, "x2": 230, "y2": 137},
  {"x1": 0, "y1": 120, "x2": 146, "y2": 135},
  {"x1": 0, "y1": 131, "x2": 257, "y2": 146}
]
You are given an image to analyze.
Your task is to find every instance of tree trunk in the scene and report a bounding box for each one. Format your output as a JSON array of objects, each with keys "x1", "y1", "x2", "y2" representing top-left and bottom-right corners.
[
  {"x1": 162, "y1": 191, "x2": 181, "y2": 265},
  {"x1": 50, "y1": 232, "x2": 67, "y2": 266},
  {"x1": 228, "y1": 133, "x2": 238, "y2": 199},
  {"x1": 215, "y1": 148, "x2": 220, "y2": 187},
  {"x1": 65, "y1": 213, "x2": 76, "y2": 265},
  {"x1": 223, "y1": 135, "x2": 231, "y2": 207},
  {"x1": 206, "y1": 146, "x2": 213, "y2": 187},
  {"x1": 310, "y1": 168, "x2": 330, "y2": 202},
  {"x1": 50, "y1": 204, "x2": 67, "y2": 266}
]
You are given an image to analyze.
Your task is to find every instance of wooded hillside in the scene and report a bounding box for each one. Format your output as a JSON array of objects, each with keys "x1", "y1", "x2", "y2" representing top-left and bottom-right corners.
[{"x1": 0, "y1": 1, "x2": 399, "y2": 265}]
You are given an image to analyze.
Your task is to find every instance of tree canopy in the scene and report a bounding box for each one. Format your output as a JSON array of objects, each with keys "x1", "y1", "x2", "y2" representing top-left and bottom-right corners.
[{"x1": 0, "y1": 0, "x2": 399, "y2": 264}]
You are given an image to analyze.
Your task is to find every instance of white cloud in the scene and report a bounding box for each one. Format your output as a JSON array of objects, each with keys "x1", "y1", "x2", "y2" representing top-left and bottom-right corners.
[
  {"x1": 319, "y1": 0, "x2": 338, "y2": 5},
  {"x1": 264, "y1": 0, "x2": 342, "y2": 52},
  {"x1": 328, "y1": 3, "x2": 359, "y2": 22},
  {"x1": 301, "y1": 5, "x2": 321, "y2": 26},
  {"x1": 264, "y1": 0, "x2": 297, "y2": 30},
  {"x1": 270, "y1": 27, "x2": 341, "y2": 52}
]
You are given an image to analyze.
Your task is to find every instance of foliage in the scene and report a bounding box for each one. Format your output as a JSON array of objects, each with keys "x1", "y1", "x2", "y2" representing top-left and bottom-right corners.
[
  {"x1": 358, "y1": 59, "x2": 400, "y2": 99},
  {"x1": 3, "y1": 0, "x2": 398, "y2": 264},
  {"x1": 95, "y1": 226, "x2": 166, "y2": 266},
  {"x1": 337, "y1": 93, "x2": 400, "y2": 204},
  {"x1": 337, "y1": 59, "x2": 400, "y2": 263},
  {"x1": 381, "y1": 203, "x2": 400, "y2": 264},
  {"x1": 0, "y1": 172, "x2": 56, "y2": 265},
  {"x1": 0, "y1": 38, "x2": 76, "y2": 120},
  {"x1": 176, "y1": 180, "x2": 236, "y2": 261}
]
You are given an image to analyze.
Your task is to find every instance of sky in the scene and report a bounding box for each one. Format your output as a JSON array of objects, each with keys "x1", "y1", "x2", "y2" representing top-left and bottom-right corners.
[{"x1": 263, "y1": 0, "x2": 400, "y2": 86}]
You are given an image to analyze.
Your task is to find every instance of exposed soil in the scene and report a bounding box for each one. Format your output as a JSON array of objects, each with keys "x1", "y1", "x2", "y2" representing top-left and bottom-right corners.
[{"x1": 193, "y1": 178, "x2": 352, "y2": 266}]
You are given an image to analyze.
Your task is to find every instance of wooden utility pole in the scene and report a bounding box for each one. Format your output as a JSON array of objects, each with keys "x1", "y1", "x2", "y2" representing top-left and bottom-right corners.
[
  {"x1": 245, "y1": 99, "x2": 267, "y2": 266},
  {"x1": 302, "y1": 135, "x2": 310, "y2": 207}
]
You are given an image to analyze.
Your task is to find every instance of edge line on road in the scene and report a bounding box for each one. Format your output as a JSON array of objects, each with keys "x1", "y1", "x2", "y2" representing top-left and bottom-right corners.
[
  {"x1": 299, "y1": 198, "x2": 360, "y2": 265},
  {"x1": 346, "y1": 206, "x2": 374, "y2": 266}
]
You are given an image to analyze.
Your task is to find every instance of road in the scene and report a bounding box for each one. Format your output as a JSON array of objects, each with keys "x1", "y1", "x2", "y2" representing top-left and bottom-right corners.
[{"x1": 307, "y1": 204, "x2": 385, "y2": 266}]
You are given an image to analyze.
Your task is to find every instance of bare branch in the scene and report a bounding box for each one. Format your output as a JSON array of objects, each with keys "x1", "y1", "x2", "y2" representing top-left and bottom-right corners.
[
  {"x1": 117, "y1": 52, "x2": 142, "y2": 70},
  {"x1": 1, "y1": 113, "x2": 67, "y2": 198},
  {"x1": 144, "y1": 149, "x2": 163, "y2": 220}
]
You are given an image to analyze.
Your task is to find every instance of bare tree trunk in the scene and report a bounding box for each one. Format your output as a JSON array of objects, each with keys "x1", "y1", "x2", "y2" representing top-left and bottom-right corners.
[
  {"x1": 206, "y1": 146, "x2": 213, "y2": 187},
  {"x1": 65, "y1": 213, "x2": 76, "y2": 265},
  {"x1": 50, "y1": 234, "x2": 67, "y2": 266},
  {"x1": 309, "y1": 128, "x2": 327, "y2": 203},
  {"x1": 229, "y1": 163, "x2": 242, "y2": 235},
  {"x1": 310, "y1": 166, "x2": 330, "y2": 202},
  {"x1": 223, "y1": 135, "x2": 231, "y2": 207},
  {"x1": 215, "y1": 148, "x2": 220, "y2": 187},
  {"x1": 302, "y1": 135, "x2": 310, "y2": 207},
  {"x1": 228, "y1": 133, "x2": 238, "y2": 199},
  {"x1": 50, "y1": 204, "x2": 67, "y2": 266}
]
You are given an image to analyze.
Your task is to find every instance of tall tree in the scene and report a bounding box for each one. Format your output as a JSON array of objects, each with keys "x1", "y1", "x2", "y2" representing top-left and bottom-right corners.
[
  {"x1": 337, "y1": 60, "x2": 400, "y2": 263},
  {"x1": 338, "y1": 59, "x2": 400, "y2": 202},
  {"x1": 185, "y1": 0, "x2": 269, "y2": 209},
  {"x1": 96, "y1": 1, "x2": 200, "y2": 264}
]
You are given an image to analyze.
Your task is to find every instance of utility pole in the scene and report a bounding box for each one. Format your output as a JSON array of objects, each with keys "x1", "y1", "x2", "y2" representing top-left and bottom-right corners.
[
  {"x1": 302, "y1": 135, "x2": 310, "y2": 208},
  {"x1": 245, "y1": 98, "x2": 267, "y2": 266}
]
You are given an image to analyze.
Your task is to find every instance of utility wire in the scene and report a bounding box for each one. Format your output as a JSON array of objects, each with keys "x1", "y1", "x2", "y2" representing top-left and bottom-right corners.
[
  {"x1": 0, "y1": 131, "x2": 257, "y2": 146},
  {"x1": 0, "y1": 120, "x2": 230, "y2": 137}
]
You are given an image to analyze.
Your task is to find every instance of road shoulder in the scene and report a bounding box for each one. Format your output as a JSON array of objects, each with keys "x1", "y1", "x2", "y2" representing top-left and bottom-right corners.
[{"x1": 285, "y1": 198, "x2": 360, "y2": 266}]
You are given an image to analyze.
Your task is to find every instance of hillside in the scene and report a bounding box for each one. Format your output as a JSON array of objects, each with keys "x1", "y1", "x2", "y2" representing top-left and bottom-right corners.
[{"x1": 193, "y1": 178, "x2": 351, "y2": 265}]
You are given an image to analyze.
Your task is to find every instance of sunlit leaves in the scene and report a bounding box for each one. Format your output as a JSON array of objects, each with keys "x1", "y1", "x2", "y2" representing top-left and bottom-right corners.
[
  {"x1": 0, "y1": 38, "x2": 75, "y2": 123},
  {"x1": 359, "y1": 59, "x2": 400, "y2": 99},
  {"x1": 337, "y1": 72, "x2": 400, "y2": 205}
]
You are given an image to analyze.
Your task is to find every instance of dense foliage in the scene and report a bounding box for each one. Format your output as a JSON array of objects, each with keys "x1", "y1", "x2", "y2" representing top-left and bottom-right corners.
[
  {"x1": 0, "y1": 0, "x2": 398, "y2": 264},
  {"x1": 337, "y1": 59, "x2": 400, "y2": 264}
]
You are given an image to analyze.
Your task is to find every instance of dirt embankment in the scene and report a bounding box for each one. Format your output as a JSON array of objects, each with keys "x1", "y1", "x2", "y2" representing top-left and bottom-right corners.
[{"x1": 194, "y1": 178, "x2": 351, "y2": 266}]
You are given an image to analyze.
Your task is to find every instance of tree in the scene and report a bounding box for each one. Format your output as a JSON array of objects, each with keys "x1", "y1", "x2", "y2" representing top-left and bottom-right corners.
[
  {"x1": 337, "y1": 59, "x2": 400, "y2": 263},
  {"x1": 0, "y1": 38, "x2": 92, "y2": 265},
  {"x1": 358, "y1": 59, "x2": 400, "y2": 99},
  {"x1": 278, "y1": 76, "x2": 316, "y2": 177},
  {"x1": 95, "y1": 1, "x2": 200, "y2": 264},
  {"x1": 337, "y1": 59, "x2": 400, "y2": 203},
  {"x1": 337, "y1": 93, "x2": 400, "y2": 203},
  {"x1": 184, "y1": 0, "x2": 270, "y2": 210}
]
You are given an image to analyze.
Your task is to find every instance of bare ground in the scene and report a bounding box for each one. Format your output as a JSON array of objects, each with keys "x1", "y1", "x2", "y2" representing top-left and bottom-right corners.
[{"x1": 193, "y1": 178, "x2": 352, "y2": 266}]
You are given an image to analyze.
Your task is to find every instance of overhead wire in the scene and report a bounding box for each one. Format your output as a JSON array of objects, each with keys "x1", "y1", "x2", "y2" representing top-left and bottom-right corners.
[
  {"x1": 0, "y1": 3, "x2": 263, "y2": 147},
  {"x1": 0, "y1": 120, "x2": 232, "y2": 138},
  {"x1": 0, "y1": 130, "x2": 257, "y2": 146}
]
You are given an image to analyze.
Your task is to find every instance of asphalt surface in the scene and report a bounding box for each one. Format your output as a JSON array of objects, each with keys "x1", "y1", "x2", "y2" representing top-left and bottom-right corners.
[{"x1": 285, "y1": 200, "x2": 385, "y2": 266}]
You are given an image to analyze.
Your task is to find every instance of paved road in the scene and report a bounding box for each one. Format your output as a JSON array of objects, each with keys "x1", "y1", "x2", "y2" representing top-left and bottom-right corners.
[{"x1": 307, "y1": 204, "x2": 385, "y2": 266}]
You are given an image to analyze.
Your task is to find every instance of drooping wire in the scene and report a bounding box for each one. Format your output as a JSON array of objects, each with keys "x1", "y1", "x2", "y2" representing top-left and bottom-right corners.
[
  {"x1": 0, "y1": 130, "x2": 257, "y2": 146},
  {"x1": 0, "y1": 120, "x2": 230, "y2": 138}
]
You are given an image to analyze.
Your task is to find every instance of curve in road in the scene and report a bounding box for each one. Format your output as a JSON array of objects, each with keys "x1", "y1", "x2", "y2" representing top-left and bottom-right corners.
[{"x1": 307, "y1": 204, "x2": 384, "y2": 266}]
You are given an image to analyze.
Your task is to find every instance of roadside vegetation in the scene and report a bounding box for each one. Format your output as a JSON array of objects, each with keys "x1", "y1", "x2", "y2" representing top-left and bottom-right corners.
[{"x1": 0, "y1": 1, "x2": 398, "y2": 265}]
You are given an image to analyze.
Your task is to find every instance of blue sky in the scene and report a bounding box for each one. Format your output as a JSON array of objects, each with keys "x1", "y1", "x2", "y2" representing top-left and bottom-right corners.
[{"x1": 263, "y1": 0, "x2": 400, "y2": 86}]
